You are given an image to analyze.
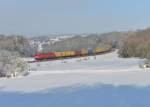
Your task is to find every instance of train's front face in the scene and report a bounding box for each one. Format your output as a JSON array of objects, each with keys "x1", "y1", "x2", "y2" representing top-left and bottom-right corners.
[{"x1": 34, "y1": 54, "x2": 44, "y2": 60}]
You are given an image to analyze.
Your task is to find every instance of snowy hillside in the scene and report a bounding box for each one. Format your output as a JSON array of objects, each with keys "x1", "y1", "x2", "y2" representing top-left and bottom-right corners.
[
  {"x1": 0, "y1": 50, "x2": 149, "y2": 93},
  {"x1": 29, "y1": 51, "x2": 142, "y2": 75}
]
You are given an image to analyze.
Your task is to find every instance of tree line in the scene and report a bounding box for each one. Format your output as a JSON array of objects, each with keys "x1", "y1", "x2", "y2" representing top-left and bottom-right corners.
[{"x1": 118, "y1": 28, "x2": 150, "y2": 58}]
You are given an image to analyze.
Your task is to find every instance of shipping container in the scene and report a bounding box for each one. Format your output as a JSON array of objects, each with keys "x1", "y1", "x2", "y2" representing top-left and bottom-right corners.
[
  {"x1": 93, "y1": 48, "x2": 96, "y2": 54},
  {"x1": 81, "y1": 48, "x2": 88, "y2": 55},
  {"x1": 88, "y1": 48, "x2": 93, "y2": 55},
  {"x1": 75, "y1": 50, "x2": 82, "y2": 56},
  {"x1": 61, "y1": 52, "x2": 66, "y2": 57},
  {"x1": 55, "y1": 51, "x2": 75, "y2": 57},
  {"x1": 95, "y1": 47, "x2": 111, "y2": 54},
  {"x1": 65, "y1": 51, "x2": 71, "y2": 56},
  {"x1": 94, "y1": 48, "x2": 102, "y2": 53},
  {"x1": 64, "y1": 51, "x2": 69, "y2": 56},
  {"x1": 70, "y1": 51, "x2": 75, "y2": 56},
  {"x1": 67, "y1": 51, "x2": 75, "y2": 56},
  {"x1": 44, "y1": 53, "x2": 56, "y2": 59},
  {"x1": 101, "y1": 48, "x2": 107, "y2": 52},
  {"x1": 54, "y1": 52, "x2": 62, "y2": 57}
]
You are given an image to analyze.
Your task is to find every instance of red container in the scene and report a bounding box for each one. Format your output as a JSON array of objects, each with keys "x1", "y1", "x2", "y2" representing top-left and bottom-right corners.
[{"x1": 75, "y1": 50, "x2": 82, "y2": 56}]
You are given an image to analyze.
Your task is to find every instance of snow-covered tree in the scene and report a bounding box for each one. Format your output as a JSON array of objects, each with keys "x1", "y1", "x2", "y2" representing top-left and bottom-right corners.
[{"x1": 0, "y1": 50, "x2": 29, "y2": 77}]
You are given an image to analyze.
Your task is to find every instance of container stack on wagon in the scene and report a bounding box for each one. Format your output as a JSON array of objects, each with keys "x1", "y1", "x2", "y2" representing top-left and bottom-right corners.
[
  {"x1": 81, "y1": 48, "x2": 88, "y2": 55},
  {"x1": 34, "y1": 46, "x2": 112, "y2": 60},
  {"x1": 88, "y1": 48, "x2": 93, "y2": 55}
]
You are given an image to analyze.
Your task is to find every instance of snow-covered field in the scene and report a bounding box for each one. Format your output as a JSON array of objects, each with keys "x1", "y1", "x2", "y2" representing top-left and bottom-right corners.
[{"x1": 0, "y1": 50, "x2": 150, "y2": 93}]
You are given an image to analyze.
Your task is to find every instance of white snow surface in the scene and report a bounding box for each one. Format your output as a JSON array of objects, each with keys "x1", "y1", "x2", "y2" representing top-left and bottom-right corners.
[
  {"x1": 0, "y1": 50, "x2": 150, "y2": 93},
  {"x1": 29, "y1": 51, "x2": 142, "y2": 75}
]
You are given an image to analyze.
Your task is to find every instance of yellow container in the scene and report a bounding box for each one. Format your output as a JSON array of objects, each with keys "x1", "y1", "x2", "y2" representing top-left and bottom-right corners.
[
  {"x1": 68, "y1": 51, "x2": 71, "y2": 56},
  {"x1": 55, "y1": 51, "x2": 75, "y2": 57},
  {"x1": 81, "y1": 48, "x2": 88, "y2": 55},
  {"x1": 94, "y1": 48, "x2": 102, "y2": 53},
  {"x1": 94, "y1": 46, "x2": 111, "y2": 54},
  {"x1": 70, "y1": 51, "x2": 75, "y2": 56},
  {"x1": 64, "y1": 51, "x2": 75, "y2": 57},
  {"x1": 64, "y1": 51, "x2": 70, "y2": 56}
]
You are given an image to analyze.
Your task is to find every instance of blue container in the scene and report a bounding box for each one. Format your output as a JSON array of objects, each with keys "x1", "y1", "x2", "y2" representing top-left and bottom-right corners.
[{"x1": 88, "y1": 48, "x2": 93, "y2": 55}]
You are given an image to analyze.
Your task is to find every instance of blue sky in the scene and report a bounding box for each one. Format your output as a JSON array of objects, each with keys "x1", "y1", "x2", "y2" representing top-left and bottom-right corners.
[{"x1": 0, "y1": 0, "x2": 150, "y2": 36}]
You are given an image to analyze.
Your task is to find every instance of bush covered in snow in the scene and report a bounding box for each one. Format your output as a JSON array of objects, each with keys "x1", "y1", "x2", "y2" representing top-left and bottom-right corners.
[{"x1": 0, "y1": 50, "x2": 29, "y2": 77}]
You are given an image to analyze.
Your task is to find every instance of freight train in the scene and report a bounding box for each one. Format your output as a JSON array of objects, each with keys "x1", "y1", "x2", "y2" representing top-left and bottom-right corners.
[{"x1": 34, "y1": 46, "x2": 112, "y2": 60}]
